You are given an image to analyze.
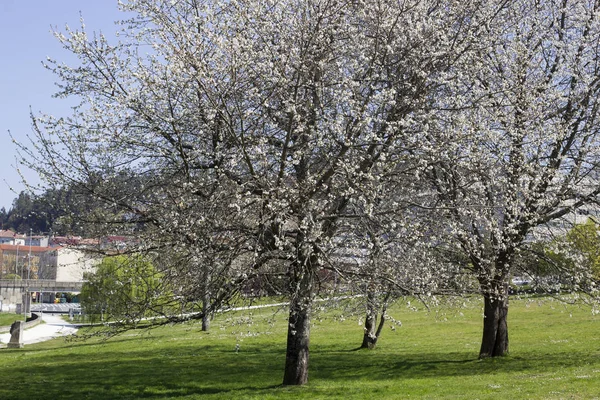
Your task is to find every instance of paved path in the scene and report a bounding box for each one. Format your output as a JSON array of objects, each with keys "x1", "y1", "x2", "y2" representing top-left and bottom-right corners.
[
  {"x1": 0, "y1": 314, "x2": 78, "y2": 346},
  {"x1": 1, "y1": 295, "x2": 360, "y2": 346}
]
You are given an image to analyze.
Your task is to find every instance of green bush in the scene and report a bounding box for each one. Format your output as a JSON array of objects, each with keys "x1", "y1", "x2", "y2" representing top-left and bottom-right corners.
[{"x1": 80, "y1": 255, "x2": 174, "y2": 323}]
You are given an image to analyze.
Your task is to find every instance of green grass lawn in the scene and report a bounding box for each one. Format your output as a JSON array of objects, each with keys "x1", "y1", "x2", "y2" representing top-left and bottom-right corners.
[
  {"x1": 0, "y1": 313, "x2": 24, "y2": 327},
  {"x1": 0, "y1": 297, "x2": 599, "y2": 399}
]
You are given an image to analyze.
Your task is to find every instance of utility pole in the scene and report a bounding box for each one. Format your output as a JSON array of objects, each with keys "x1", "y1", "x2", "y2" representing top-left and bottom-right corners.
[
  {"x1": 15, "y1": 244, "x2": 19, "y2": 278},
  {"x1": 28, "y1": 228, "x2": 32, "y2": 280}
]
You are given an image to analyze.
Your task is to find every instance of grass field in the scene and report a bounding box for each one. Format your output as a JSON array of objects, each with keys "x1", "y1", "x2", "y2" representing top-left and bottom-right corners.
[
  {"x1": 0, "y1": 297, "x2": 599, "y2": 399},
  {"x1": 0, "y1": 313, "x2": 24, "y2": 327}
]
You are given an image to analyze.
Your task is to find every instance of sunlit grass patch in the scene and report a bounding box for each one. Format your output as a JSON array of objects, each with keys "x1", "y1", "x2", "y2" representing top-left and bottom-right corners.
[
  {"x1": 0, "y1": 313, "x2": 24, "y2": 327},
  {"x1": 0, "y1": 297, "x2": 599, "y2": 399}
]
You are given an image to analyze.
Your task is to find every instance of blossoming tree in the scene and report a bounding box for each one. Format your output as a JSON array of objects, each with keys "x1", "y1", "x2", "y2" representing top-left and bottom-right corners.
[
  {"x1": 20, "y1": 0, "x2": 528, "y2": 385},
  {"x1": 422, "y1": 0, "x2": 600, "y2": 358}
]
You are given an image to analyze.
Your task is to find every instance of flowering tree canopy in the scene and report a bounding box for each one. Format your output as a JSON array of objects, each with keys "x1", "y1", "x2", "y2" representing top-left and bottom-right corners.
[
  {"x1": 19, "y1": 0, "x2": 600, "y2": 385},
  {"x1": 21, "y1": 0, "x2": 492, "y2": 385},
  {"x1": 422, "y1": 0, "x2": 600, "y2": 358}
]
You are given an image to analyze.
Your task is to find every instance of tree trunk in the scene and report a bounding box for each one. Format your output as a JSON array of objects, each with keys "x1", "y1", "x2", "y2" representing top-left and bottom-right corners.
[
  {"x1": 201, "y1": 274, "x2": 211, "y2": 332},
  {"x1": 479, "y1": 282, "x2": 509, "y2": 358},
  {"x1": 361, "y1": 290, "x2": 389, "y2": 349},
  {"x1": 282, "y1": 295, "x2": 311, "y2": 385},
  {"x1": 201, "y1": 311, "x2": 210, "y2": 332},
  {"x1": 282, "y1": 251, "x2": 315, "y2": 386},
  {"x1": 361, "y1": 290, "x2": 377, "y2": 349}
]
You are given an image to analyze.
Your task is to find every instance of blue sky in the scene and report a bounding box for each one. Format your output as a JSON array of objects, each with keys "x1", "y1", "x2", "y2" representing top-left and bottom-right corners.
[{"x1": 0, "y1": 1, "x2": 127, "y2": 210}]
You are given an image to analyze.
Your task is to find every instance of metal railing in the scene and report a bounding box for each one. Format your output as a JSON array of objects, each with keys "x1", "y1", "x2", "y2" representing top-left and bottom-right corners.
[{"x1": 0, "y1": 279, "x2": 83, "y2": 291}]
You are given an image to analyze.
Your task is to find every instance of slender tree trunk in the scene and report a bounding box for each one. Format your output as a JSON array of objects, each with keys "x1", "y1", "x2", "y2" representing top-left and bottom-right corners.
[
  {"x1": 201, "y1": 270, "x2": 211, "y2": 332},
  {"x1": 361, "y1": 291, "x2": 388, "y2": 349},
  {"x1": 479, "y1": 281, "x2": 509, "y2": 358},
  {"x1": 201, "y1": 298, "x2": 210, "y2": 332},
  {"x1": 361, "y1": 290, "x2": 377, "y2": 349},
  {"x1": 282, "y1": 254, "x2": 315, "y2": 386}
]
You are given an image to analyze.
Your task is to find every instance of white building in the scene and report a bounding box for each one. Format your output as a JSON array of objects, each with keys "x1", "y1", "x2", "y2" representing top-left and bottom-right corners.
[
  {"x1": 0, "y1": 230, "x2": 25, "y2": 245},
  {"x1": 55, "y1": 247, "x2": 98, "y2": 282}
]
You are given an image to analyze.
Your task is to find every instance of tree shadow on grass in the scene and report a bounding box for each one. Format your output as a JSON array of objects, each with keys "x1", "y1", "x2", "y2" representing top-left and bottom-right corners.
[
  {"x1": 310, "y1": 346, "x2": 600, "y2": 382},
  {"x1": 1, "y1": 342, "x2": 599, "y2": 399},
  {"x1": 0, "y1": 343, "x2": 287, "y2": 400}
]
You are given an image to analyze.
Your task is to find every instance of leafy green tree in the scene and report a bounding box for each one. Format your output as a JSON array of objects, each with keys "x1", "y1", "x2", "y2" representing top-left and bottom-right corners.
[
  {"x1": 80, "y1": 255, "x2": 174, "y2": 324},
  {"x1": 4, "y1": 191, "x2": 63, "y2": 234},
  {"x1": 516, "y1": 220, "x2": 600, "y2": 290},
  {"x1": 6, "y1": 192, "x2": 36, "y2": 233},
  {"x1": 566, "y1": 219, "x2": 600, "y2": 280},
  {"x1": 0, "y1": 207, "x2": 7, "y2": 230}
]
